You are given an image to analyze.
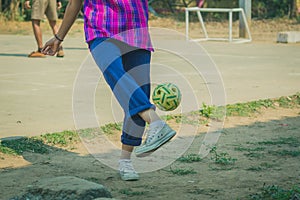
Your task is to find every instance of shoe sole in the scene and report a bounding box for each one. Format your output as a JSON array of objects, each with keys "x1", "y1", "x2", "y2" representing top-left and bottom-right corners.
[
  {"x1": 120, "y1": 173, "x2": 139, "y2": 181},
  {"x1": 121, "y1": 176, "x2": 139, "y2": 181},
  {"x1": 135, "y1": 130, "x2": 176, "y2": 157}
]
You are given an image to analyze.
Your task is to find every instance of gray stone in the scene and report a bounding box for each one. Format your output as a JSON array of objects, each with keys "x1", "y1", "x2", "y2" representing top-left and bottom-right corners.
[
  {"x1": 277, "y1": 31, "x2": 300, "y2": 43},
  {"x1": 14, "y1": 176, "x2": 112, "y2": 200}
]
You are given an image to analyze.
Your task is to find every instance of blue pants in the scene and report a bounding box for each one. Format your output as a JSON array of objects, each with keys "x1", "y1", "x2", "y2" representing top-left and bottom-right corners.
[{"x1": 89, "y1": 38, "x2": 155, "y2": 146}]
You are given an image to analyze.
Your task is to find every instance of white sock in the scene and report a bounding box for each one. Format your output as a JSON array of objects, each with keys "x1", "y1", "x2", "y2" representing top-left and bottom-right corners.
[
  {"x1": 119, "y1": 159, "x2": 131, "y2": 163},
  {"x1": 149, "y1": 120, "x2": 165, "y2": 129}
]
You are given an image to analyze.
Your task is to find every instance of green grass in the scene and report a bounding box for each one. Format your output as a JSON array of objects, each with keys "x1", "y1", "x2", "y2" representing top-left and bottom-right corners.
[
  {"x1": 247, "y1": 162, "x2": 277, "y2": 171},
  {"x1": 257, "y1": 137, "x2": 300, "y2": 147},
  {"x1": 39, "y1": 130, "x2": 79, "y2": 146},
  {"x1": 0, "y1": 130, "x2": 79, "y2": 155},
  {"x1": 100, "y1": 122, "x2": 122, "y2": 135},
  {"x1": 210, "y1": 146, "x2": 237, "y2": 166},
  {"x1": 268, "y1": 150, "x2": 300, "y2": 157},
  {"x1": 0, "y1": 137, "x2": 49, "y2": 155},
  {"x1": 234, "y1": 146, "x2": 266, "y2": 152},
  {"x1": 199, "y1": 93, "x2": 300, "y2": 119},
  {"x1": 177, "y1": 153, "x2": 202, "y2": 163},
  {"x1": 234, "y1": 145, "x2": 266, "y2": 159},
  {"x1": 249, "y1": 185, "x2": 300, "y2": 200}
]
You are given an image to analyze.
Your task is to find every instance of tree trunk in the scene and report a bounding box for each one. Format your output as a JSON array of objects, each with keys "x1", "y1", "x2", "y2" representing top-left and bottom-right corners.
[
  {"x1": 9, "y1": 0, "x2": 20, "y2": 20},
  {"x1": 297, "y1": 0, "x2": 300, "y2": 17}
]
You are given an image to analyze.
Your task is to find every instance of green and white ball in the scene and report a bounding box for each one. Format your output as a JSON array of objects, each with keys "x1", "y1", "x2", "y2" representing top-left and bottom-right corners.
[{"x1": 152, "y1": 83, "x2": 181, "y2": 111}]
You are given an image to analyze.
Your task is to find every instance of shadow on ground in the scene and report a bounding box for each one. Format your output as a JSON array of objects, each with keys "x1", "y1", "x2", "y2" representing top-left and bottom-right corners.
[
  {"x1": 0, "y1": 114, "x2": 299, "y2": 200},
  {"x1": 0, "y1": 53, "x2": 28, "y2": 57}
]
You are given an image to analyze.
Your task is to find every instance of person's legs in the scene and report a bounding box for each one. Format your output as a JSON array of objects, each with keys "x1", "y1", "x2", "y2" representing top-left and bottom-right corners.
[
  {"x1": 46, "y1": 0, "x2": 64, "y2": 57},
  {"x1": 32, "y1": 19, "x2": 43, "y2": 50},
  {"x1": 90, "y1": 38, "x2": 155, "y2": 180},
  {"x1": 48, "y1": 20, "x2": 59, "y2": 35},
  {"x1": 48, "y1": 19, "x2": 64, "y2": 57},
  {"x1": 90, "y1": 38, "x2": 154, "y2": 144},
  {"x1": 28, "y1": 0, "x2": 46, "y2": 57},
  {"x1": 121, "y1": 48, "x2": 176, "y2": 157}
]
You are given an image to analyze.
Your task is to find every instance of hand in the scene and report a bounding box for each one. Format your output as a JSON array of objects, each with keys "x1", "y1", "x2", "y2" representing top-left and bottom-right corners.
[
  {"x1": 57, "y1": 2, "x2": 62, "y2": 10},
  {"x1": 41, "y1": 37, "x2": 61, "y2": 56},
  {"x1": 24, "y1": 0, "x2": 31, "y2": 9}
]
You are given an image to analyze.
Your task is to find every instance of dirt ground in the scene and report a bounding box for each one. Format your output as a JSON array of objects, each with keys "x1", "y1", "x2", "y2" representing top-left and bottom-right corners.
[
  {"x1": 0, "y1": 16, "x2": 300, "y2": 199},
  {"x1": 0, "y1": 106, "x2": 300, "y2": 199}
]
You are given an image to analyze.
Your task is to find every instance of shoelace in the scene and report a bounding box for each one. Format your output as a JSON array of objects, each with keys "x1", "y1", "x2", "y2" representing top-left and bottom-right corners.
[{"x1": 144, "y1": 125, "x2": 163, "y2": 144}]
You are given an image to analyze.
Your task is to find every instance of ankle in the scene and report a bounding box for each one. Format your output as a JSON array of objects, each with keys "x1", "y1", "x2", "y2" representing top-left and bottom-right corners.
[{"x1": 150, "y1": 120, "x2": 165, "y2": 129}]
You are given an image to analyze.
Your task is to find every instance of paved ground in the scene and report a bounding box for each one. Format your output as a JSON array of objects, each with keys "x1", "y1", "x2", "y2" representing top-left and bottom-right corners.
[{"x1": 0, "y1": 34, "x2": 299, "y2": 138}]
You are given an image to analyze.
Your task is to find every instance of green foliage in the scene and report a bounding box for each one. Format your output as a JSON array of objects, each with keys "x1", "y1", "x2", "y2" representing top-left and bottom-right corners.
[
  {"x1": 2, "y1": 0, "x2": 300, "y2": 21},
  {"x1": 177, "y1": 153, "x2": 202, "y2": 163},
  {"x1": 0, "y1": 130, "x2": 79, "y2": 155},
  {"x1": 210, "y1": 146, "x2": 237, "y2": 166},
  {"x1": 100, "y1": 122, "x2": 122, "y2": 135},
  {"x1": 0, "y1": 137, "x2": 49, "y2": 155},
  {"x1": 247, "y1": 162, "x2": 277, "y2": 171},
  {"x1": 252, "y1": 0, "x2": 296, "y2": 19},
  {"x1": 250, "y1": 185, "x2": 300, "y2": 200},
  {"x1": 39, "y1": 130, "x2": 79, "y2": 146},
  {"x1": 257, "y1": 137, "x2": 300, "y2": 147},
  {"x1": 226, "y1": 99, "x2": 275, "y2": 117},
  {"x1": 199, "y1": 103, "x2": 225, "y2": 120}
]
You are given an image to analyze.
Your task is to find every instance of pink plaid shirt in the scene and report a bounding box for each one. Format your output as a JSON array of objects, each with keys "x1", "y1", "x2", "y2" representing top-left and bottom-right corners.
[{"x1": 83, "y1": 0, "x2": 153, "y2": 51}]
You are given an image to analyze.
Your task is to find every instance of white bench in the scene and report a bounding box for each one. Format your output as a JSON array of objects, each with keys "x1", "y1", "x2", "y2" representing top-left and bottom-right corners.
[{"x1": 185, "y1": 7, "x2": 252, "y2": 43}]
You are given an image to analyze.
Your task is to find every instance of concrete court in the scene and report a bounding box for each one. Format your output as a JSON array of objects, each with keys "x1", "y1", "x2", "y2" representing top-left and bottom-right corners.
[{"x1": 0, "y1": 34, "x2": 299, "y2": 138}]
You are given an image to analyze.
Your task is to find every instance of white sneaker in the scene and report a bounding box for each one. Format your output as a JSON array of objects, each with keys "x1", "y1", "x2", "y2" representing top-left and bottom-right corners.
[
  {"x1": 119, "y1": 159, "x2": 139, "y2": 181},
  {"x1": 134, "y1": 123, "x2": 176, "y2": 157}
]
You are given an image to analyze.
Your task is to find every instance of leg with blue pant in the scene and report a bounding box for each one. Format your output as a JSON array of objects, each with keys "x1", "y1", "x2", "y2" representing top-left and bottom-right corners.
[{"x1": 89, "y1": 38, "x2": 176, "y2": 181}]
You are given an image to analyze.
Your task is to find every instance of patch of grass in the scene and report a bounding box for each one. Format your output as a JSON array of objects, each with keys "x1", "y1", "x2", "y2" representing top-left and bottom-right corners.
[
  {"x1": 234, "y1": 146, "x2": 266, "y2": 158},
  {"x1": 226, "y1": 99, "x2": 275, "y2": 117},
  {"x1": 77, "y1": 128, "x2": 99, "y2": 139},
  {"x1": 199, "y1": 103, "x2": 225, "y2": 120},
  {"x1": 169, "y1": 167, "x2": 197, "y2": 175},
  {"x1": 257, "y1": 137, "x2": 300, "y2": 147},
  {"x1": 210, "y1": 146, "x2": 237, "y2": 166},
  {"x1": 234, "y1": 146, "x2": 266, "y2": 152},
  {"x1": 269, "y1": 150, "x2": 300, "y2": 157},
  {"x1": 198, "y1": 93, "x2": 300, "y2": 119},
  {"x1": 0, "y1": 137, "x2": 49, "y2": 155},
  {"x1": 249, "y1": 185, "x2": 300, "y2": 200},
  {"x1": 119, "y1": 188, "x2": 147, "y2": 196},
  {"x1": 0, "y1": 145, "x2": 19, "y2": 155},
  {"x1": 177, "y1": 153, "x2": 202, "y2": 163},
  {"x1": 100, "y1": 122, "x2": 122, "y2": 135},
  {"x1": 162, "y1": 114, "x2": 199, "y2": 125},
  {"x1": 247, "y1": 162, "x2": 277, "y2": 171},
  {"x1": 244, "y1": 152, "x2": 265, "y2": 158},
  {"x1": 38, "y1": 130, "x2": 79, "y2": 146}
]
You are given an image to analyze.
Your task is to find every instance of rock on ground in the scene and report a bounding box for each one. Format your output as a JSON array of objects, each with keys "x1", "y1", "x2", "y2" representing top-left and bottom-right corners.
[{"x1": 10, "y1": 176, "x2": 113, "y2": 200}]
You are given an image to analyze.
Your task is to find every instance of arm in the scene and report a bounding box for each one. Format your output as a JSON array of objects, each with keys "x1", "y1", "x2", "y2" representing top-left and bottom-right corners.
[
  {"x1": 24, "y1": 0, "x2": 31, "y2": 9},
  {"x1": 57, "y1": 1, "x2": 62, "y2": 10},
  {"x1": 42, "y1": 0, "x2": 82, "y2": 55}
]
